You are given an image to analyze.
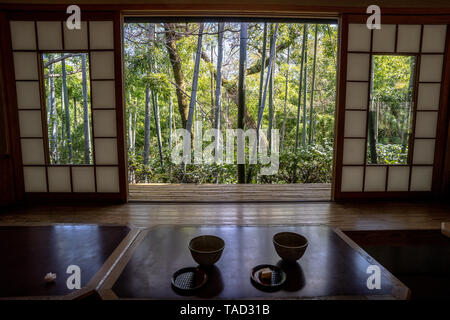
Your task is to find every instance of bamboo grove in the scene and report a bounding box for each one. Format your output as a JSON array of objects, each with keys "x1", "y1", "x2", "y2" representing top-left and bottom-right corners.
[{"x1": 123, "y1": 22, "x2": 338, "y2": 184}]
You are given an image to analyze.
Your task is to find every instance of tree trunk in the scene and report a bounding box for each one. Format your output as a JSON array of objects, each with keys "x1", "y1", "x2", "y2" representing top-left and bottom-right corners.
[
  {"x1": 81, "y1": 54, "x2": 90, "y2": 163},
  {"x1": 143, "y1": 24, "x2": 154, "y2": 167},
  {"x1": 368, "y1": 57, "x2": 377, "y2": 163},
  {"x1": 61, "y1": 81, "x2": 65, "y2": 145},
  {"x1": 48, "y1": 61, "x2": 58, "y2": 162},
  {"x1": 402, "y1": 58, "x2": 415, "y2": 153},
  {"x1": 302, "y1": 25, "x2": 309, "y2": 147},
  {"x1": 128, "y1": 104, "x2": 133, "y2": 151},
  {"x1": 213, "y1": 23, "x2": 225, "y2": 183},
  {"x1": 225, "y1": 96, "x2": 230, "y2": 128},
  {"x1": 368, "y1": 110, "x2": 378, "y2": 163},
  {"x1": 210, "y1": 43, "x2": 215, "y2": 125},
  {"x1": 186, "y1": 23, "x2": 205, "y2": 135},
  {"x1": 308, "y1": 24, "x2": 318, "y2": 145},
  {"x1": 169, "y1": 94, "x2": 173, "y2": 148},
  {"x1": 281, "y1": 45, "x2": 290, "y2": 151},
  {"x1": 246, "y1": 23, "x2": 268, "y2": 183},
  {"x1": 61, "y1": 57, "x2": 72, "y2": 162},
  {"x1": 267, "y1": 24, "x2": 276, "y2": 149},
  {"x1": 237, "y1": 23, "x2": 248, "y2": 184},
  {"x1": 214, "y1": 23, "x2": 224, "y2": 132},
  {"x1": 257, "y1": 23, "x2": 268, "y2": 125},
  {"x1": 133, "y1": 102, "x2": 137, "y2": 154},
  {"x1": 164, "y1": 23, "x2": 190, "y2": 128},
  {"x1": 295, "y1": 26, "x2": 307, "y2": 150},
  {"x1": 73, "y1": 97, "x2": 77, "y2": 131},
  {"x1": 47, "y1": 61, "x2": 52, "y2": 122},
  {"x1": 143, "y1": 85, "x2": 151, "y2": 165},
  {"x1": 152, "y1": 90, "x2": 164, "y2": 166},
  {"x1": 127, "y1": 92, "x2": 132, "y2": 152}
]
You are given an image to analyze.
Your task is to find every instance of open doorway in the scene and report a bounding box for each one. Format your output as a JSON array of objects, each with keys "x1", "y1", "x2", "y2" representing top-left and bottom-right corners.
[{"x1": 123, "y1": 18, "x2": 338, "y2": 201}]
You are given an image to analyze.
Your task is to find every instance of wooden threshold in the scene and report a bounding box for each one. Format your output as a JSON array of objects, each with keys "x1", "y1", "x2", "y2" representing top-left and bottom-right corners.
[
  {"x1": 128, "y1": 183, "x2": 331, "y2": 202},
  {"x1": 2, "y1": 201, "x2": 450, "y2": 230}
]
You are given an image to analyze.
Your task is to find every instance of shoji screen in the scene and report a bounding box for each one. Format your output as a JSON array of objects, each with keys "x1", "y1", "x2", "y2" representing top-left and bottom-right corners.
[
  {"x1": 335, "y1": 15, "x2": 450, "y2": 199},
  {"x1": 7, "y1": 12, "x2": 126, "y2": 201}
]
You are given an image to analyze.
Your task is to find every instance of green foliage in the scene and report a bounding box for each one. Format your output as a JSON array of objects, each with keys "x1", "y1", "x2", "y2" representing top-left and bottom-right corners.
[
  {"x1": 368, "y1": 55, "x2": 415, "y2": 165},
  {"x1": 258, "y1": 141, "x2": 334, "y2": 184},
  {"x1": 43, "y1": 53, "x2": 93, "y2": 165},
  {"x1": 370, "y1": 143, "x2": 408, "y2": 165},
  {"x1": 128, "y1": 141, "x2": 334, "y2": 184}
]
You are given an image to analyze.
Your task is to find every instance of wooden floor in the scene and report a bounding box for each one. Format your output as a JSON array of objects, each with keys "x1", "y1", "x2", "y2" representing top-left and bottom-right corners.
[
  {"x1": 128, "y1": 183, "x2": 331, "y2": 202},
  {"x1": 1, "y1": 200, "x2": 449, "y2": 231}
]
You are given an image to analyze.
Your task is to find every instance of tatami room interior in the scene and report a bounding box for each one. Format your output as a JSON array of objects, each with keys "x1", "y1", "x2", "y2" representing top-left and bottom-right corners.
[
  {"x1": 1, "y1": 0, "x2": 450, "y2": 224},
  {"x1": 1, "y1": 0, "x2": 450, "y2": 300}
]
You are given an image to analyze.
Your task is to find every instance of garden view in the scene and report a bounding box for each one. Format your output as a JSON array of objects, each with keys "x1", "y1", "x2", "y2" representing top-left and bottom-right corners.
[{"x1": 41, "y1": 21, "x2": 416, "y2": 185}]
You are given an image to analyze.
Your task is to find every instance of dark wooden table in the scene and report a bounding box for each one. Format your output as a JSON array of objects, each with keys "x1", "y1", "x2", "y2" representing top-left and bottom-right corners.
[
  {"x1": 108, "y1": 225, "x2": 409, "y2": 299},
  {"x1": 0, "y1": 225, "x2": 130, "y2": 298}
]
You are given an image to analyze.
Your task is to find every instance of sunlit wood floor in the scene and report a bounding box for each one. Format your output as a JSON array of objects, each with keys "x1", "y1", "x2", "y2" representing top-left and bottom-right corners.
[
  {"x1": 1, "y1": 200, "x2": 449, "y2": 231},
  {"x1": 128, "y1": 183, "x2": 331, "y2": 202}
]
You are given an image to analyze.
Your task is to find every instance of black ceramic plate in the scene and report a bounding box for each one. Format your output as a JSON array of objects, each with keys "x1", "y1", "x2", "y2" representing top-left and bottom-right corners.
[
  {"x1": 171, "y1": 267, "x2": 208, "y2": 292},
  {"x1": 251, "y1": 264, "x2": 286, "y2": 290}
]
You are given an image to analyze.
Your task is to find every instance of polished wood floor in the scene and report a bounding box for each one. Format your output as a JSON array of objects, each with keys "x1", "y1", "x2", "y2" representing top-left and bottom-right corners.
[
  {"x1": 1, "y1": 200, "x2": 449, "y2": 231},
  {"x1": 129, "y1": 183, "x2": 331, "y2": 202}
]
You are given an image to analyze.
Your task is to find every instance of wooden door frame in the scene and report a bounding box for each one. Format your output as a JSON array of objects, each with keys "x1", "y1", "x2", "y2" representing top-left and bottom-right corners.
[{"x1": 122, "y1": 13, "x2": 340, "y2": 202}]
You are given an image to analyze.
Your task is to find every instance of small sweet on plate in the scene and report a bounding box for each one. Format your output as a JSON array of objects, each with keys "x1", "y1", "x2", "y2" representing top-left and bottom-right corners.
[{"x1": 259, "y1": 268, "x2": 273, "y2": 282}]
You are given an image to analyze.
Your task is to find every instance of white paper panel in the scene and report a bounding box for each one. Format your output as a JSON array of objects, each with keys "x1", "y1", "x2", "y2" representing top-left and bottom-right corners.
[
  {"x1": 347, "y1": 54, "x2": 370, "y2": 81},
  {"x1": 422, "y1": 25, "x2": 447, "y2": 53},
  {"x1": 23, "y1": 166, "x2": 47, "y2": 192},
  {"x1": 96, "y1": 166, "x2": 120, "y2": 193},
  {"x1": 93, "y1": 110, "x2": 116, "y2": 137},
  {"x1": 19, "y1": 110, "x2": 42, "y2": 137},
  {"x1": 417, "y1": 83, "x2": 441, "y2": 110},
  {"x1": 13, "y1": 52, "x2": 38, "y2": 80},
  {"x1": 364, "y1": 166, "x2": 386, "y2": 192},
  {"x1": 413, "y1": 139, "x2": 435, "y2": 165},
  {"x1": 387, "y1": 166, "x2": 410, "y2": 191},
  {"x1": 415, "y1": 111, "x2": 438, "y2": 138},
  {"x1": 89, "y1": 21, "x2": 114, "y2": 50},
  {"x1": 341, "y1": 166, "x2": 364, "y2": 192},
  {"x1": 21, "y1": 138, "x2": 45, "y2": 165},
  {"x1": 64, "y1": 21, "x2": 88, "y2": 50},
  {"x1": 90, "y1": 51, "x2": 115, "y2": 79},
  {"x1": 410, "y1": 166, "x2": 433, "y2": 191},
  {"x1": 343, "y1": 139, "x2": 365, "y2": 165},
  {"x1": 16, "y1": 81, "x2": 41, "y2": 109},
  {"x1": 10, "y1": 21, "x2": 36, "y2": 50},
  {"x1": 94, "y1": 138, "x2": 118, "y2": 165},
  {"x1": 397, "y1": 25, "x2": 421, "y2": 53},
  {"x1": 372, "y1": 25, "x2": 396, "y2": 52},
  {"x1": 72, "y1": 166, "x2": 95, "y2": 192},
  {"x1": 344, "y1": 111, "x2": 366, "y2": 137},
  {"x1": 348, "y1": 24, "x2": 371, "y2": 52},
  {"x1": 91, "y1": 80, "x2": 116, "y2": 108},
  {"x1": 419, "y1": 54, "x2": 444, "y2": 82},
  {"x1": 345, "y1": 82, "x2": 368, "y2": 109},
  {"x1": 37, "y1": 21, "x2": 62, "y2": 50},
  {"x1": 48, "y1": 166, "x2": 71, "y2": 192}
]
